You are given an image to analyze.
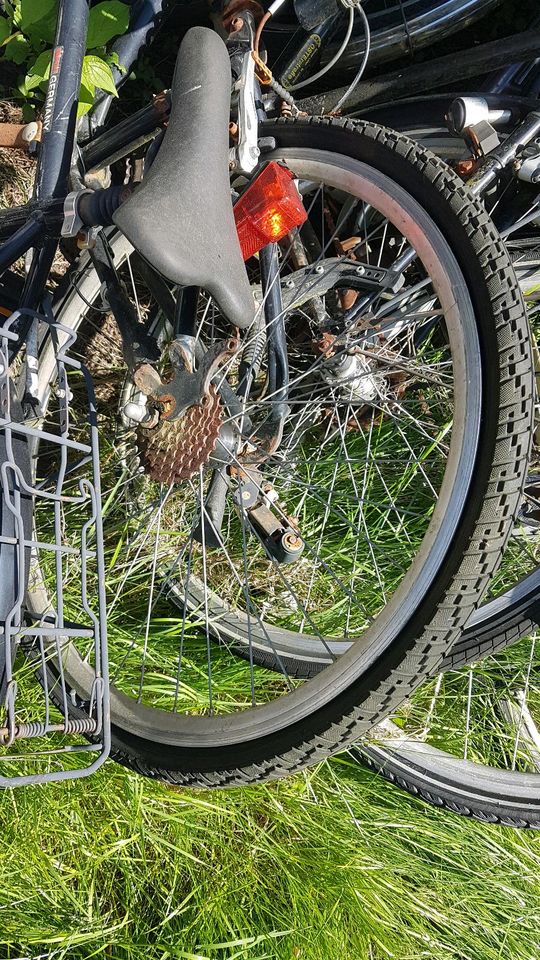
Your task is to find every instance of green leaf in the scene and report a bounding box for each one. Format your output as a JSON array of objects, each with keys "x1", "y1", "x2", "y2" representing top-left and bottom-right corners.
[
  {"x1": 86, "y1": 1, "x2": 129, "y2": 49},
  {"x1": 3, "y1": 33, "x2": 31, "y2": 63},
  {"x1": 107, "y1": 51, "x2": 127, "y2": 74},
  {"x1": 22, "y1": 47, "x2": 50, "y2": 94},
  {"x1": 25, "y1": 48, "x2": 50, "y2": 81},
  {"x1": 82, "y1": 54, "x2": 118, "y2": 97},
  {"x1": 19, "y1": 0, "x2": 55, "y2": 30},
  {"x1": 77, "y1": 80, "x2": 95, "y2": 118},
  {"x1": 22, "y1": 102, "x2": 35, "y2": 122},
  {"x1": 18, "y1": 0, "x2": 55, "y2": 44},
  {"x1": 0, "y1": 16, "x2": 11, "y2": 43}
]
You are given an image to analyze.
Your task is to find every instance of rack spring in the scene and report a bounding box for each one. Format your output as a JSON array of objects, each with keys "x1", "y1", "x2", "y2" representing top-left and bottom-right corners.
[{"x1": 6, "y1": 716, "x2": 98, "y2": 741}]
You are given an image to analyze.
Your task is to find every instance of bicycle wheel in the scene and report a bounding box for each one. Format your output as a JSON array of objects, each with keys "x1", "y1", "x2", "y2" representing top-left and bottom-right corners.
[
  {"x1": 363, "y1": 93, "x2": 540, "y2": 672},
  {"x1": 356, "y1": 675, "x2": 540, "y2": 825},
  {"x1": 26, "y1": 118, "x2": 531, "y2": 786},
  {"x1": 231, "y1": 97, "x2": 540, "y2": 677}
]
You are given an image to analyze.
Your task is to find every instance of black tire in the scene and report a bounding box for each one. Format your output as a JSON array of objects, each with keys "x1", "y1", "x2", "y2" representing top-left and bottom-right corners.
[
  {"x1": 364, "y1": 95, "x2": 540, "y2": 674},
  {"x1": 354, "y1": 735, "x2": 540, "y2": 828},
  {"x1": 324, "y1": 107, "x2": 540, "y2": 831},
  {"x1": 37, "y1": 117, "x2": 532, "y2": 787}
]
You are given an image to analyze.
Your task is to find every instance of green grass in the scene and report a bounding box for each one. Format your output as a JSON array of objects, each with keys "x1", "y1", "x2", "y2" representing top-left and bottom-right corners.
[
  {"x1": 5, "y1": 6, "x2": 540, "y2": 948},
  {"x1": 1, "y1": 750, "x2": 540, "y2": 959}
]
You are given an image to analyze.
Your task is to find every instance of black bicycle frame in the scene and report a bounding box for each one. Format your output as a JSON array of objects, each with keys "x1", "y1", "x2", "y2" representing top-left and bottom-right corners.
[{"x1": 0, "y1": 0, "x2": 89, "y2": 338}]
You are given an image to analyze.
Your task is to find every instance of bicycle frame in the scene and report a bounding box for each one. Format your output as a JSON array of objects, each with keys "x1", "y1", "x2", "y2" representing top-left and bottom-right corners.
[{"x1": 0, "y1": 0, "x2": 89, "y2": 342}]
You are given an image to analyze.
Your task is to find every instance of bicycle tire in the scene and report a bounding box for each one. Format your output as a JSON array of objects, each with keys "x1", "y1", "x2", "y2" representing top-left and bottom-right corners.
[
  {"x1": 29, "y1": 117, "x2": 532, "y2": 787},
  {"x1": 364, "y1": 94, "x2": 540, "y2": 675},
  {"x1": 355, "y1": 729, "x2": 540, "y2": 827},
  {"x1": 343, "y1": 104, "x2": 540, "y2": 829}
]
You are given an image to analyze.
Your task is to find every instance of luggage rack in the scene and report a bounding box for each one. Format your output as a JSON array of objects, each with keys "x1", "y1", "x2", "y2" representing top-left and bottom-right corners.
[{"x1": 0, "y1": 309, "x2": 109, "y2": 785}]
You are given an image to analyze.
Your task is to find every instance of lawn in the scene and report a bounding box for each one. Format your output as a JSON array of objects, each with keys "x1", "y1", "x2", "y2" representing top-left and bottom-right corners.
[{"x1": 1, "y1": 749, "x2": 540, "y2": 959}]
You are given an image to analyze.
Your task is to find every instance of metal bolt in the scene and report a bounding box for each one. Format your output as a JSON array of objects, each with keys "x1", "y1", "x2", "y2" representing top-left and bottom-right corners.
[
  {"x1": 315, "y1": 264, "x2": 325, "y2": 274},
  {"x1": 242, "y1": 490, "x2": 251, "y2": 501},
  {"x1": 249, "y1": 146, "x2": 260, "y2": 159},
  {"x1": 124, "y1": 401, "x2": 149, "y2": 424},
  {"x1": 356, "y1": 265, "x2": 365, "y2": 276},
  {"x1": 282, "y1": 531, "x2": 303, "y2": 553},
  {"x1": 56, "y1": 387, "x2": 73, "y2": 401},
  {"x1": 285, "y1": 278, "x2": 295, "y2": 289}
]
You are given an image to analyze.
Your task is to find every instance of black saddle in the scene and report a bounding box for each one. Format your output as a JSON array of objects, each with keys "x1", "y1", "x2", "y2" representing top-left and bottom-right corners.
[{"x1": 114, "y1": 26, "x2": 255, "y2": 330}]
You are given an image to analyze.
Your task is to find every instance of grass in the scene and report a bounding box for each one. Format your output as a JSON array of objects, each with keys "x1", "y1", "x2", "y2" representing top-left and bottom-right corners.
[
  {"x1": 1, "y1": 751, "x2": 540, "y2": 959},
  {"x1": 4, "y1": 1, "x2": 540, "y2": 953}
]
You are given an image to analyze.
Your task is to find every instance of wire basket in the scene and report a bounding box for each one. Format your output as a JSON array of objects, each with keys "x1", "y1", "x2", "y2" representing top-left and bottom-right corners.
[{"x1": 0, "y1": 309, "x2": 109, "y2": 785}]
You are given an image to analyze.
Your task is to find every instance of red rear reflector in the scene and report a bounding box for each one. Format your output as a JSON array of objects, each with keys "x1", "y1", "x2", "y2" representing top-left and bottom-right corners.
[{"x1": 234, "y1": 161, "x2": 308, "y2": 261}]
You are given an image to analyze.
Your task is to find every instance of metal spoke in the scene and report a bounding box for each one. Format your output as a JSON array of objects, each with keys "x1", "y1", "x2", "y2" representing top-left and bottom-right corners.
[{"x1": 137, "y1": 482, "x2": 167, "y2": 701}]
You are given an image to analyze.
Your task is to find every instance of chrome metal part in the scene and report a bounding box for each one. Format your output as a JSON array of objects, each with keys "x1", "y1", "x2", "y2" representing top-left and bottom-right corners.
[
  {"x1": 235, "y1": 49, "x2": 259, "y2": 174},
  {"x1": 467, "y1": 111, "x2": 540, "y2": 196},
  {"x1": 321, "y1": 351, "x2": 385, "y2": 405},
  {"x1": 61, "y1": 189, "x2": 92, "y2": 237},
  {"x1": 515, "y1": 142, "x2": 540, "y2": 184},
  {"x1": 447, "y1": 96, "x2": 511, "y2": 136},
  {"x1": 123, "y1": 399, "x2": 158, "y2": 426}
]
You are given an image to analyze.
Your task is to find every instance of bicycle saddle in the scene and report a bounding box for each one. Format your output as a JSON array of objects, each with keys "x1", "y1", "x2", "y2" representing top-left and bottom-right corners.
[{"x1": 114, "y1": 26, "x2": 255, "y2": 330}]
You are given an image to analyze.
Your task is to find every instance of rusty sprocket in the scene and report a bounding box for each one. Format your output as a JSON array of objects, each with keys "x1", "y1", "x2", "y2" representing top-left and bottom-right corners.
[{"x1": 137, "y1": 386, "x2": 222, "y2": 484}]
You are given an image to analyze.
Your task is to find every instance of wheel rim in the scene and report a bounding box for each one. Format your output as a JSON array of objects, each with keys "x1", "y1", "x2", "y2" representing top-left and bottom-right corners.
[{"x1": 30, "y1": 149, "x2": 482, "y2": 746}]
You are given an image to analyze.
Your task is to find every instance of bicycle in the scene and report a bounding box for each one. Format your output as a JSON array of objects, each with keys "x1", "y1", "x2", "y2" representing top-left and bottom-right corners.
[{"x1": 0, "y1": 0, "x2": 532, "y2": 787}]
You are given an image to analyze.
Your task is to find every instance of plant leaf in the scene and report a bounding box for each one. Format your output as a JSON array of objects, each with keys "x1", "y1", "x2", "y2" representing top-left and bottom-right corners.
[
  {"x1": 22, "y1": 47, "x2": 51, "y2": 93},
  {"x1": 77, "y1": 80, "x2": 95, "y2": 118},
  {"x1": 0, "y1": 16, "x2": 11, "y2": 44},
  {"x1": 4, "y1": 33, "x2": 31, "y2": 63},
  {"x1": 86, "y1": 1, "x2": 129, "y2": 49},
  {"x1": 19, "y1": 0, "x2": 56, "y2": 41},
  {"x1": 19, "y1": 0, "x2": 55, "y2": 28},
  {"x1": 82, "y1": 54, "x2": 118, "y2": 96}
]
